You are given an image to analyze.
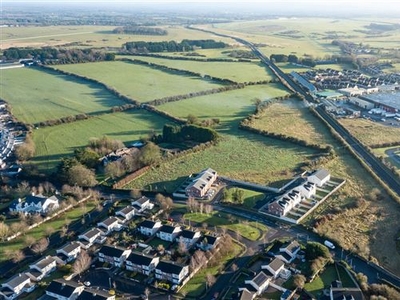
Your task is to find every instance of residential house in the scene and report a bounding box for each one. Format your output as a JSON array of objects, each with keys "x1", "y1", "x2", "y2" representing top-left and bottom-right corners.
[
  {"x1": 330, "y1": 285, "x2": 364, "y2": 300},
  {"x1": 9, "y1": 194, "x2": 60, "y2": 215},
  {"x1": 176, "y1": 229, "x2": 201, "y2": 248},
  {"x1": 27, "y1": 256, "x2": 57, "y2": 281},
  {"x1": 196, "y1": 234, "x2": 220, "y2": 251},
  {"x1": 125, "y1": 252, "x2": 159, "y2": 275},
  {"x1": 232, "y1": 288, "x2": 255, "y2": 300},
  {"x1": 97, "y1": 216, "x2": 122, "y2": 234},
  {"x1": 243, "y1": 271, "x2": 271, "y2": 296},
  {"x1": 294, "y1": 181, "x2": 316, "y2": 199},
  {"x1": 97, "y1": 245, "x2": 131, "y2": 268},
  {"x1": 115, "y1": 205, "x2": 137, "y2": 222},
  {"x1": 0, "y1": 273, "x2": 35, "y2": 300},
  {"x1": 78, "y1": 228, "x2": 105, "y2": 249},
  {"x1": 276, "y1": 241, "x2": 301, "y2": 264},
  {"x1": 261, "y1": 258, "x2": 285, "y2": 279},
  {"x1": 45, "y1": 278, "x2": 84, "y2": 300},
  {"x1": 77, "y1": 288, "x2": 116, "y2": 300},
  {"x1": 185, "y1": 168, "x2": 218, "y2": 198},
  {"x1": 268, "y1": 190, "x2": 302, "y2": 217},
  {"x1": 155, "y1": 261, "x2": 189, "y2": 285},
  {"x1": 132, "y1": 196, "x2": 154, "y2": 212},
  {"x1": 308, "y1": 169, "x2": 330, "y2": 187},
  {"x1": 157, "y1": 224, "x2": 182, "y2": 242},
  {"x1": 138, "y1": 220, "x2": 162, "y2": 237},
  {"x1": 56, "y1": 242, "x2": 81, "y2": 263}
]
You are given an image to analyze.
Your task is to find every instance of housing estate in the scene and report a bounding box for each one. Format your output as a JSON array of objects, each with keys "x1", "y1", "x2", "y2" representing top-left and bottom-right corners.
[
  {"x1": 78, "y1": 228, "x2": 105, "y2": 249},
  {"x1": 0, "y1": 273, "x2": 36, "y2": 300},
  {"x1": 125, "y1": 252, "x2": 160, "y2": 275},
  {"x1": 97, "y1": 245, "x2": 131, "y2": 268},
  {"x1": 115, "y1": 205, "x2": 137, "y2": 222},
  {"x1": 276, "y1": 240, "x2": 301, "y2": 264},
  {"x1": 155, "y1": 261, "x2": 189, "y2": 285},
  {"x1": 56, "y1": 242, "x2": 81, "y2": 263},
  {"x1": 45, "y1": 278, "x2": 84, "y2": 300},
  {"x1": 156, "y1": 224, "x2": 182, "y2": 242},
  {"x1": 138, "y1": 220, "x2": 162, "y2": 237},
  {"x1": 97, "y1": 216, "x2": 122, "y2": 234},
  {"x1": 26, "y1": 256, "x2": 58, "y2": 281},
  {"x1": 132, "y1": 196, "x2": 154, "y2": 212}
]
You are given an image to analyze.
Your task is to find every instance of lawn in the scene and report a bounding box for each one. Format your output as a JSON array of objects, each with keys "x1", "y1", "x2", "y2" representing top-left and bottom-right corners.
[
  {"x1": 32, "y1": 109, "x2": 170, "y2": 173},
  {"x1": 124, "y1": 56, "x2": 275, "y2": 83},
  {"x1": 225, "y1": 188, "x2": 265, "y2": 209},
  {"x1": 304, "y1": 264, "x2": 338, "y2": 296},
  {"x1": 250, "y1": 98, "x2": 337, "y2": 146},
  {"x1": 56, "y1": 61, "x2": 224, "y2": 102},
  {"x1": 339, "y1": 118, "x2": 400, "y2": 146},
  {"x1": 183, "y1": 212, "x2": 267, "y2": 241},
  {"x1": 181, "y1": 241, "x2": 243, "y2": 298},
  {"x1": 0, "y1": 67, "x2": 126, "y2": 124}
]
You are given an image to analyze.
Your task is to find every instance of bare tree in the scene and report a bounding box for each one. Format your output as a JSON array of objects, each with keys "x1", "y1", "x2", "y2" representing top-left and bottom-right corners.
[
  {"x1": 293, "y1": 274, "x2": 306, "y2": 289},
  {"x1": 130, "y1": 189, "x2": 142, "y2": 199},
  {"x1": 24, "y1": 235, "x2": 36, "y2": 248},
  {"x1": 73, "y1": 250, "x2": 92, "y2": 278},
  {"x1": 31, "y1": 238, "x2": 49, "y2": 255},
  {"x1": 10, "y1": 221, "x2": 28, "y2": 235},
  {"x1": 206, "y1": 273, "x2": 216, "y2": 289},
  {"x1": 5, "y1": 249, "x2": 25, "y2": 265},
  {"x1": 0, "y1": 222, "x2": 10, "y2": 241},
  {"x1": 60, "y1": 225, "x2": 68, "y2": 238},
  {"x1": 231, "y1": 263, "x2": 238, "y2": 272},
  {"x1": 178, "y1": 238, "x2": 188, "y2": 255},
  {"x1": 45, "y1": 226, "x2": 55, "y2": 237}
]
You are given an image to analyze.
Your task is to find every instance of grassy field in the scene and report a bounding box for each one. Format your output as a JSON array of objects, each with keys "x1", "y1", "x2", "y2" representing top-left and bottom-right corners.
[
  {"x1": 0, "y1": 67, "x2": 126, "y2": 124},
  {"x1": 56, "y1": 61, "x2": 223, "y2": 102},
  {"x1": 250, "y1": 98, "x2": 337, "y2": 146},
  {"x1": 339, "y1": 118, "x2": 400, "y2": 146},
  {"x1": 123, "y1": 56, "x2": 275, "y2": 83},
  {"x1": 373, "y1": 146, "x2": 400, "y2": 173},
  {"x1": 32, "y1": 109, "x2": 169, "y2": 173},
  {"x1": 304, "y1": 264, "x2": 338, "y2": 296}
]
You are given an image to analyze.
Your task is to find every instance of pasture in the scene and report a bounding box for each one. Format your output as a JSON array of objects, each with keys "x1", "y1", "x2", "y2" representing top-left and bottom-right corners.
[
  {"x1": 0, "y1": 67, "x2": 126, "y2": 124},
  {"x1": 32, "y1": 109, "x2": 169, "y2": 173},
  {"x1": 124, "y1": 56, "x2": 275, "y2": 82},
  {"x1": 56, "y1": 61, "x2": 223, "y2": 102}
]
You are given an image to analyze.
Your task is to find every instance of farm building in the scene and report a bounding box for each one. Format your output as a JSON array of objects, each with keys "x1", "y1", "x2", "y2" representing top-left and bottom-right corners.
[
  {"x1": 290, "y1": 71, "x2": 317, "y2": 94},
  {"x1": 185, "y1": 168, "x2": 218, "y2": 198}
]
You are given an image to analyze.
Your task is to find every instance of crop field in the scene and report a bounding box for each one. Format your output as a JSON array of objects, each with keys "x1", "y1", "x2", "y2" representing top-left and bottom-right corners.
[
  {"x1": 250, "y1": 98, "x2": 337, "y2": 146},
  {"x1": 0, "y1": 67, "x2": 125, "y2": 124},
  {"x1": 1, "y1": 25, "x2": 232, "y2": 50},
  {"x1": 32, "y1": 109, "x2": 169, "y2": 173},
  {"x1": 56, "y1": 61, "x2": 223, "y2": 102},
  {"x1": 158, "y1": 84, "x2": 290, "y2": 126},
  {"x1": 125, "y1": 56, "x2": 275, "y2": 82},
  {"x1": 338, "y1": 118, "x2": 400, "y2": 146}
]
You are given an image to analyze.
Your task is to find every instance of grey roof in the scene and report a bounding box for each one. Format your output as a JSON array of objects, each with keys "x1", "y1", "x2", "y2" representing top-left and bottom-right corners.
[
  {"x1": 117, "y1": 205, "x2": 136, "y2": 215},
  {"x1": 25, "y1": 194, "x2": 58, "y2": 205},
  {"x1": 252, "y1": 271, "x2": 270, "y2": 287},
  {"x1": 77, "y1": 288, "x2": 113, "y2": 300},
  {"x1": 46, "y1": 279, "x2": 81, "y2": 298},
  {"x1": 267, "y1": 258, "x2": 284, "y2": 272},
  {"x1": 282, "y1": 240, "x2": 300, "y2": 254},
  {"x1": 180, "y1": 229, "x2": 198, "y2": 239},
  {"x1": 156, "y1": 261, "x2": 186, "y2": 275},
  {"x1": 312, "y1": 169, "x2": 330, "y2": 181},
  {"x1": 139, "y1": 220, "x2": 158, "y2": 229},
  {"x1": 99, "y1": 216, "x2": 119, "y2": 227},
  {"x1": 159, "y1": 224, "x2": 179, "y2": 234},
  {"x1": 3, "y1": 273, "x2": 30, "y2": 289},
  {"x1": 80, "y1": 228, "x2": 102, "y2": 240},
  {"x1": 98, "y1": 245, "x2": 128, "y2": 258},
  {"x1": 126, "y1": 252, "x2": 156, "y2": 266},
  {"x1": 197, "y1": 235, "x2": 218, "y2": 246},
  {"x1": 58, "y1": 242, "x2": 81, "y2": 254},
  {"x1": 31, "y1": 256, "x2": 57, "y2": 270},
  {"x1": 134, "y1": 196, "x2": 150, "y2": 205},
  {"x1": 331, "y1": 288, "x2": 365, "y2": 300},
  {"x1": 233, "y1": 288, "x2": 254, "y2": 300}
]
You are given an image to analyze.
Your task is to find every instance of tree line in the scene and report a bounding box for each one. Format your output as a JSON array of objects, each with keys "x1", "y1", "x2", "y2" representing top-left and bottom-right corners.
[
  {"x1": 153, "y1": 124, "x2": 219, "y2": 144},
  {"x1": 123, "y1": 39, "x2": 227, "y2": 53},
  {"x1": 112, "y1": 26, "x2": 168, "y2": 36}
]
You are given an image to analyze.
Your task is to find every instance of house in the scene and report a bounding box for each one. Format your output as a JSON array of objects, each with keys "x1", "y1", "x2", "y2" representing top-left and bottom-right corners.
[
  {"x1": 330, "y1": 286, "x2": 364, "y2": 300},
  {"x1": 0, "y1": 273, "x2": 35, "y2": 300},
  {"x1": 138, "y1": 220, "x2": 162, "y2": 237},
  {"x1": 155, "y1": 261, "x2": 189, "y2": 285},
  {"x1": 56, "y1": 242, "x2": 81, "y2": 263},
  {"x1": 97, "y1": 245, "x2": 131, "y2": 268},
  {"x1": 45, "y1": 278, "x2": 84, "y2": 300},
  {"x1": 276, "y1": 241, "x2": 301, "y2": 264},
  {"x1": 156, "y1": 224, "x2": 182, "y2": 242},
  {"x1": 9, "y1": 194, "x2": 60, "y2": 215},
  {"x1": 196, "y1": 234, "x2": 220, "y2": 251},
  {"x1": 97, "y1": 216, "x2": 122, "y2": 234},
  {"x1": 78, "y1": 228, "x2": 105, "y2": 249},
  {"x1": 294, "y1": 181, "x2": 316, "y2": 199},
  {"x1": 268, "y1": 190, "x2": 302, "y2": 217},
  {"x1": 176, "y1": 229, "x2": 201, "y2": 247},
  {"x1": 262, "y1": 258, "x2": 285, "y2": 278},
  {"x1": 27, "y1": 256, "x2": 57, "y2": 281},
  {"x1": 132, "y1": 196, "x2": 154, "y2": 212},
  {"x1": 125, "y1": 252, "x2": 159, "y2": 275},
  {"x1": 232, "y1": 288, "x2": 255, "y2": 300},
  {"x1": 185, "y1": 168, "x2": 218, "y2": 198},
  {"x1": 244, "y1": 271, "x2": 271, "y2": 296},
  {"x1": 115, "y1": 205, "x2": 137, "y2": 222},
  {"x1": 308, "y1": 169, "x2": 330, "y2": 187},
  {"x1": 77, "y1": 288, "x2": 116, "y2": 300}
]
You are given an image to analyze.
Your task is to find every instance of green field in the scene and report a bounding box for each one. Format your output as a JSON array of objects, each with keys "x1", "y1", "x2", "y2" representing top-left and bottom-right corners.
[
  {"x1": 32, "y1": 109, "x2": 170, "y2": 172},
  {"x1": 123, "y1": 56, "x2": 275, "y2": 82},
  {"x1": 0, "y1": 67, "x2": 126, "y2": 124},
  {"x1": 56, "y1": 61, "x2": 223, "y2": 102}
]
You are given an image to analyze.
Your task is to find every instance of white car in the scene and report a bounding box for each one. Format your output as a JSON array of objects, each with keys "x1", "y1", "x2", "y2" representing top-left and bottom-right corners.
[{"x1": 84, "y1": 281, "x2": 91, "y2": 287}]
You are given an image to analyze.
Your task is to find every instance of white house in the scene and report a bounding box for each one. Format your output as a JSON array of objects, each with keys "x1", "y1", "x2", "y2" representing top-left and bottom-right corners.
[
  {"x1": 294, "y1": 181, "x2": 316, "y2": 199},
  {"x1": 268, "y1": 190, "x2": 302, "y2": 217},
  {"x1": 78, "y1": 228, "x2": 105, "y2": 249},
  {"x1": 9, "y1": 194, "x2": 60, "y2": 215},
  {"x1": 56, "y1": 242, "x2": 81, "y2": 263},
  {"x1": 97, "y1": 245, "x2": 131, "y2": 268},
  {"x1": 155, "y1": 261, "x2": 189, "y2": 285},
  {"x1": 132, "y1": 196, "x2": 154, "y2": 212},
  {"x1": 77, "y1": 288, "x2": 116, "y2": 300},
  {"x1": 185, "y1": 168, "x2": 218, "y2": 198},
  {"x1": 138, "y1": 220, "x2": 162, "y2": 237},
  {"x1": 45, "y1": 278, "x2": 84, "y2": 300},
  {"x1": 97, "y1": 216, "x2": 122, "y2": 234},
  {"x1": 261, "y1": 258, "x2": 285, "y2": 279},
  {"x1": 308, "y1": 169, "x2": 330, "y2": 187},
  {"x1": 157, "y1": 224, "x2": 182, "y2": 242},
  {"x1": 176, "y1": 229, "x2": 201, "y2": 247},
  {"x1": 115, "y1": 205, "x2": 137, "y2": 222},
  {"x1": 0, "y1": 273, "x2": 35, "y2": 300},
  {"x1": 243, "y1": 271, "x2": 271, "y2": 296},
  {"x1": 27, "y1": 256, "x2": 57, "y2": 281},
  {"x1": 125, "y1": 252, "x2": 159, "y2": 276},
  {"x1": 196, "y1": 235, "x2": 220, "y2": 251},
  {"x1": 276, "y1": 241, "x2": 301, "y2": 264}
]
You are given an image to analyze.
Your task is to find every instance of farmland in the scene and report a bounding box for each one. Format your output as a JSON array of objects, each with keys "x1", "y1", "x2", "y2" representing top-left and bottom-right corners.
[
  {"x1": 32, "y1": 110, "x2": 170, "y2": 172},
  {"x1": 56, "y1": 61, "x2": 223, "y2": 102},
  {"x1": 0, "y1": 67, "x2": 126, "y2": 124}
]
